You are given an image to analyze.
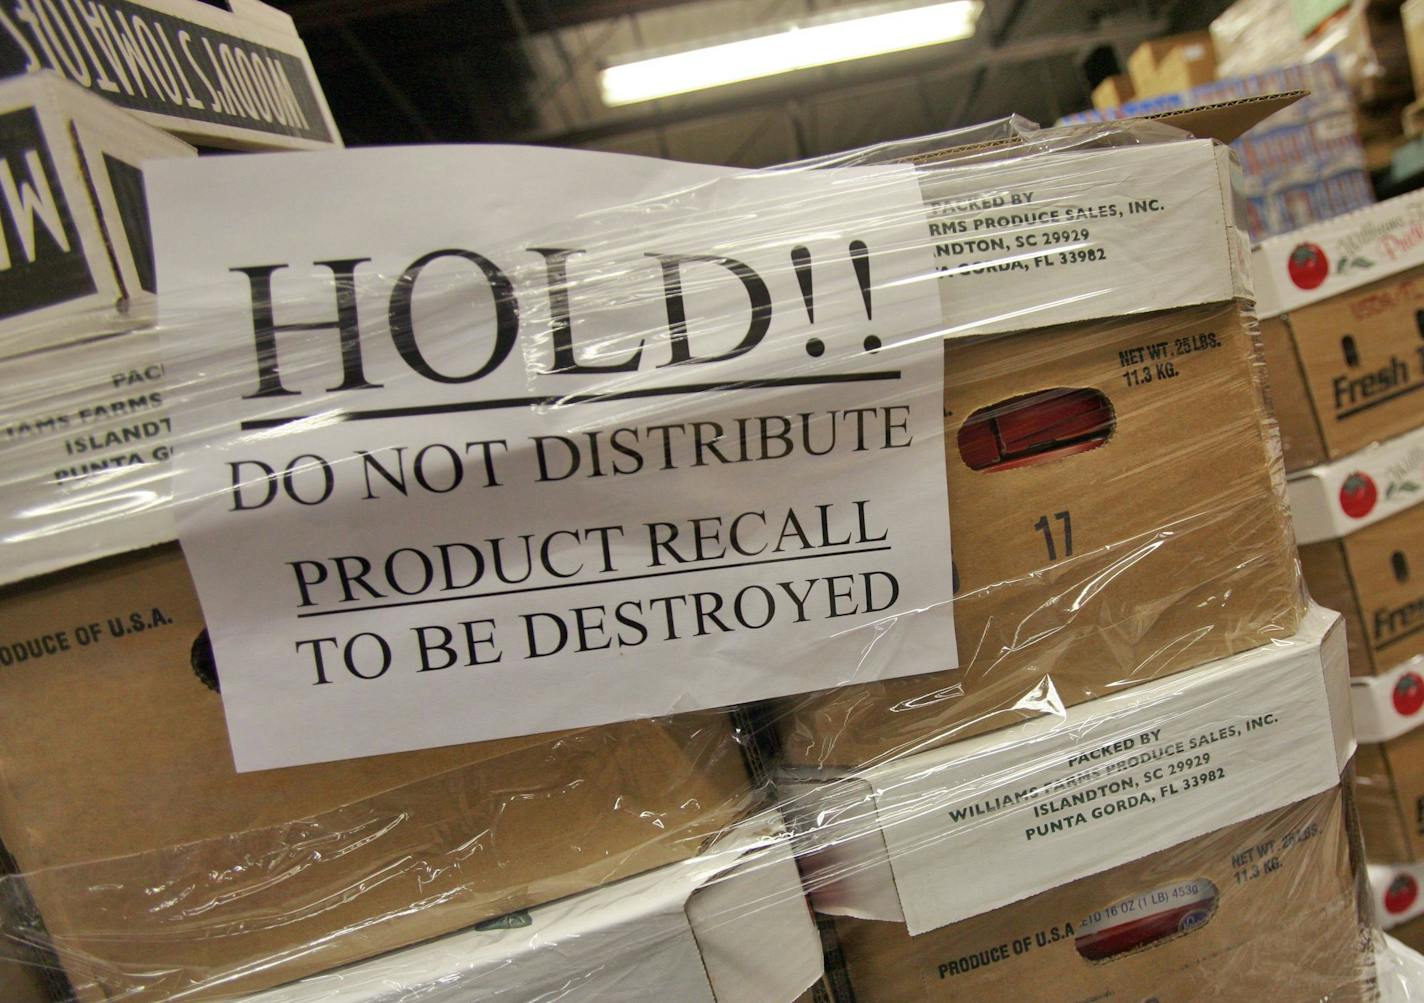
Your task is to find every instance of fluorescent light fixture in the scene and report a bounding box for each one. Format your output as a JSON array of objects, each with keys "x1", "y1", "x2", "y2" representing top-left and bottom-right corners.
[{"x1": 599, "y1": 1, "x2": 983, "y2": 106}]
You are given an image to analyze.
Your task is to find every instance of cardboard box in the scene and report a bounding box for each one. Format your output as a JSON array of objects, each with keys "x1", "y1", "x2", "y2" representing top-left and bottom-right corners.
[
  {"x1": 1254, "y1": 191, "x2": 1424, "y2": 470},
  {"x1": 0, "y1": 72, "x2": 192, "y2": 354},
  {"x1": 0, "y1": 0, "x2": 339, "y2": 150},
  {"x1": 1128, "y1": 31, "x2": 1216, "y2": 99},
  {"x1": 774, "y1": 300, "x2": 1302, "y2": 767},
  {"x1": 0, "y1": 544, "x2": 756, "y2": 1002},
  {"x1": 233, "y1": 820, "x2": 821, "y2": 1003},
  {"x1": 1288, "y1": 418, "x2": 1424, "y2": 547},
  {"x1": 0, "y1": 959, "x2": 50, "y2": 1003},
  {"x1": 1358, "y1": 725, "x2": 1424, "y2": 862},
  {"x1": 1391, "y1": 912, "x2": 1424, "y2": 954},
  {"x1": 1352, "y1": 654, "x2": 1424, "y2": 745},
  {"x1": 1152, "y1": 39, "x2": 1219, "y2": 95},
  {"x1": 1091, "y1": 73, "x2": 1134, "y2": 110},
  {"x1": 1300, "y1": 503, "x2": 1424, "y2": 678},
  {"x1": 827, "y1": 785, "x2": 1371, "y2": 1001},
  {"x1": 1370, "y1": 859, "x2": 1424, "y2": 930},
  {"x1": 779, "y1": 605, "x2": 1352, "y2": 936}
]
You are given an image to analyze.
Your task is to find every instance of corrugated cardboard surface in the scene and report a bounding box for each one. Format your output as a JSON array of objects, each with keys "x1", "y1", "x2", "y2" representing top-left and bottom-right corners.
[
  {"x1": 775, "y1": 302, "x2": 1302, "y2": 767},
  {"x1": 1392, "y1": 912, "x2": 1424, "y2": 954},
  {"x1": 0, "y1": 545, "x2": 755, "y2": 1002},
  {"x1": 832, "y1": 786, "x2": 1371, "y2": 1001},
  {"x1": 1152, "y1": 41, "x2": 1219, "y2": 96},
  {"x1": 1360, "y1": 729, "x2": 1424, "y2": 864},
  {"x1": 1261, "y1": 313, "x2": 1331, "y2": 470},
  {"x1": 1358, "y1": 739, "x2": 1420, "y2": 862},
  {"x1": 1282, "y1": 265, "x2": 1424, "y2": 464},
  {"x1": 1128, "y1": 32, "x2": 1216, "y2": 96},
  {"x1": 1091, "y1": 74, "x2": 1134, "y2": 111},
  {"x1": 1300, "y1": 503, "x2": 1424, "y2": 677},
  {"x1": 0, "y1": 958, "x2": 51, "y2": 1003}
]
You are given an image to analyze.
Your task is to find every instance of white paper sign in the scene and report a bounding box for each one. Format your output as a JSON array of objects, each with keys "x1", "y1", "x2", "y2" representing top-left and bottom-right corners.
[
  {"x1": 918, "y1": 141, "x2": 1247, "y2": 337},
  {"x1": 148, "y1": 146, "x2": 954, "y2": 771}
]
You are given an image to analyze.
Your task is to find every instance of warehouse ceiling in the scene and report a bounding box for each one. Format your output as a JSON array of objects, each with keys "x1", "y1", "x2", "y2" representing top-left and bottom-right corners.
[{"x1": 268, "y1": 0, "x2": 1235, "y2": 163}]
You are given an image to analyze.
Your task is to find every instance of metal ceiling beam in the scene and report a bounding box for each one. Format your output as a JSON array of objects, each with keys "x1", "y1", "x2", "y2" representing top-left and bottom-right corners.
[{"x1": 515, "y1": 20, "x2": 1166, "y2": 146}]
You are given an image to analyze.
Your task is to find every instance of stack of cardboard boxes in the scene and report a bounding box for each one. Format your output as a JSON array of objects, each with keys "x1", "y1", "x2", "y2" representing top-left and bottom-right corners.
[
  {"x1": 1091, "y1": 31, "x2": 1217, "y2": 111},
  {"x1": 0, "y1": 61, "x2": 1394, "y2": 1003},
  {"x1": 0, "y1": 14, "x2": 832, "y2": 1003},
  {"x1": 1253, "y1": 191, "x2": 1424, "y2": 963},
  {"x1": 757, "y1": 102, "x2": 1375, "y2": 1001},
  {"x1": 0, "y1": 3, "x2": 348, "y2": 997},
  {"x1": 1127, "y1": 31, "x2": 1218, "y2": 99}
]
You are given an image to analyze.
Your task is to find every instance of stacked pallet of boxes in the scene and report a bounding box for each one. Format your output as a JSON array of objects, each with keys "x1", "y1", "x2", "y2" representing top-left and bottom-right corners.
[
  {"x1": 0, "y1": 38, "x2": 848, "y2": 995},
  {"x1": 0, "y1": 88, "x2": 1403, "y2": 1002},
  {"x1": 763, "y1": 101, "x2": 1378, "y2": 1000},
  {"x1": 1253, "y1": 193, "x2": 1424, "y2": 961},
  {"x1": 0, "y1": 5, "x2": 813, "y2": 1002}
]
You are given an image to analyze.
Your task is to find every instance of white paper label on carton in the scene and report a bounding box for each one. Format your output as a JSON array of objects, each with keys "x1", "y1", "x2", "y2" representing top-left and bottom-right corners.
[
  {"x1": 864, "y1": 608, "x2": 1347, "y2": 934},
  {"x1": 1254, "y1": 188, "x2": 1424, "y2": 318},
  {"x1": 920, "y1": 141, "x2": 1243, "y2": 337},
  {"x1": 1288, "y1": 422, "x2": 1424, "y2": 545},
  {"x1": 1352, "y1": 655, "x2": 1424, "y2": 743},
  {"x1": 1371, "y1": 862, "x2": 1424, "y2": 931},
  {"x1": 0, "y1": 329, "x2": 175, "y2": 586},
  {"x1": 149, "y1": 146, "x2": 955, "y2": 771}
]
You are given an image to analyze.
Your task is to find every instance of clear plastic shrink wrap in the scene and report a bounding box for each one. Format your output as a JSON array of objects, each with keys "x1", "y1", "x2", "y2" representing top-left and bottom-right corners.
[{"x1": 0, "y1": 95, "x2": 1406, "y2": 1000}]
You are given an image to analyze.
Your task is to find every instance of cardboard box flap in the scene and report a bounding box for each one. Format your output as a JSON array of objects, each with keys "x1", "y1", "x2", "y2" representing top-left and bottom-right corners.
[
  {"x1": 780, "y1": 605, "x2": 1350, "y2": 936},
  {"x1": 236, "y1": 820, "x2": 821, "y2": 1003},
  {"x1": 1145, "y1": 91, "x2": 1307, "y2": 144},
  {"x1": 1352, "y1": 655, "x2": 1424, "y2": 743},
  {"x1": 1288, "y1": 420, "x2": 1424, "y2": 545},
  {"x1": 902, "y1": 93, "x2": 1304, "y2": 166}
]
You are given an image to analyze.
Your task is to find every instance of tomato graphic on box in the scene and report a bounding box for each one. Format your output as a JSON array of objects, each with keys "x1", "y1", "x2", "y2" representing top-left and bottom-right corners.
[
  {"x1": 1340, "y1": 472, "x2": 1378, "y2": 519},
  {"x1": 1288, "y1": 242, "x2": 1330, "y2": 290},
  {"x1": 1385, "y1": 874, "x2": 1419, "y2": 915},
  {"x1": 1395, "y1": 672, "x2": 1424, "y2": 716}
]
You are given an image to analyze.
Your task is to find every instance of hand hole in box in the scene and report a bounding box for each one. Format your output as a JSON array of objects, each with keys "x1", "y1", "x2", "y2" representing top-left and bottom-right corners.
[
  {"x1": 1075, "y1": 878, "x2": 1218, "y2": 963},
  {"x1": 957, "y1": 388, "x2": 1114, "y2": 472},
  {"x1": 191, "y1": 629, "x2": 220, "y2": 693}
]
